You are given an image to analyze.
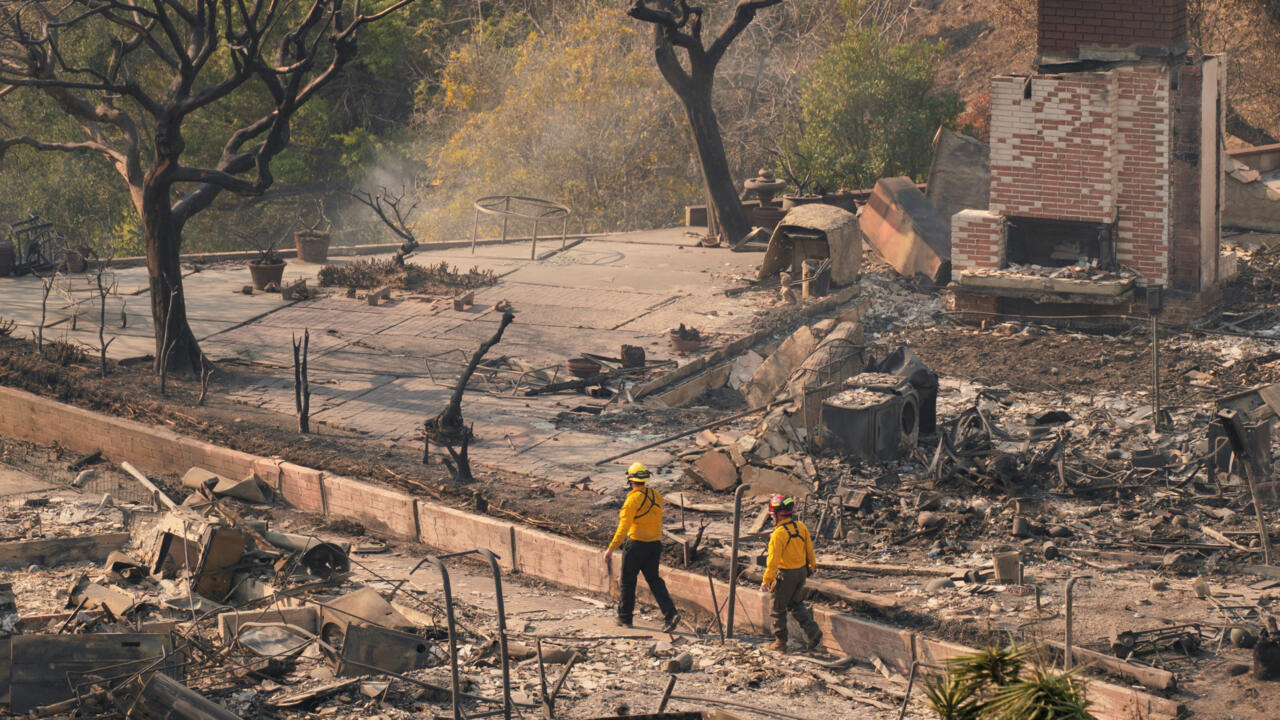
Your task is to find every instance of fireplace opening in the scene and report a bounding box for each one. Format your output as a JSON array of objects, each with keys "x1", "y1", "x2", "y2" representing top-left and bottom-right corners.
[{"x1": 1005, "y1": 216, "x2": 1116, "y2": 269}]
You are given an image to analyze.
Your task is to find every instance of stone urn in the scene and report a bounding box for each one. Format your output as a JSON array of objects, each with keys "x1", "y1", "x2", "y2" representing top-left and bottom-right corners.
[
  {"x1": 744, "y1": 169, "x2": 788, "y2": 229},
  {"x1": 294, "y1": 229, "x2": 331, "y2": 264}
]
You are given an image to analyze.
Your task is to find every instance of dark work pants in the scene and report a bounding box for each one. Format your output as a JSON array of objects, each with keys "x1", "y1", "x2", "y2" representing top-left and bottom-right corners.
[
  {"x1": 618, "y1": 540, "x2": 676, "y2": 623},
  {"x1": 771, "y1": 567, "x2": 821, "y2": 644}
]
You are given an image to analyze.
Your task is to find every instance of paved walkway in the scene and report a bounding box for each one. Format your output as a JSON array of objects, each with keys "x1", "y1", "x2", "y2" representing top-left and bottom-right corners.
[{"x1": 0, "y1": 228, "x2": 776, "y2": 482}]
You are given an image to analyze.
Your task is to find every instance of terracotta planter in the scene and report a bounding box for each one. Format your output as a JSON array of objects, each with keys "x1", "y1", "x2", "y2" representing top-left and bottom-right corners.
[
  {"x1": 249, "y1": 260, "x2": 286, "y2": 291},
  {"x1": 294, "y1": 230, "x2": 331, "y2": 264},
  {"x1": 567, "y1": 357, "x2": 603, "y2": 378},
  {"x1": 821, "y1": 191, "x2": 859, "y2": 212},
  {"x1": 781, "y1": 194, "x2": 823, "y2": 211}
]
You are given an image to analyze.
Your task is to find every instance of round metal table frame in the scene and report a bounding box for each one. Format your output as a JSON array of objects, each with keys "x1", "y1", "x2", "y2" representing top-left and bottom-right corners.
[{"x1": 470, "y1": 195, "x2": 571, "y2": 259}]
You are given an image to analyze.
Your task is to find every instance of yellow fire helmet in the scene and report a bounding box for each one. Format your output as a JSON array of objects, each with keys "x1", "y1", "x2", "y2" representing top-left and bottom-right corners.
[{"x1": 626, "y1": 462, "x2": 651, "y2": 482}]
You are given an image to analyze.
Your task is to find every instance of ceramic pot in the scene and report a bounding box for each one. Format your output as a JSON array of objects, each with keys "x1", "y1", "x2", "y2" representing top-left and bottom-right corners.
[{"x1": 249, "y1": 260, "x2": 286, "y2": 291}]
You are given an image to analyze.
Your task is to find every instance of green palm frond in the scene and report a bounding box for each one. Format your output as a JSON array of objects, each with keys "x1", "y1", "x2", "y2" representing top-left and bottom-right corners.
[
  {"x1": 983, "y1": 664, "x2": 1095, "y2": 720},
  {"x1": 946, "y1": 645, "x2": 1031, "y2": 691},
  {"x1": 923, "y1": 672, "x2": 983, "y2": 720}
]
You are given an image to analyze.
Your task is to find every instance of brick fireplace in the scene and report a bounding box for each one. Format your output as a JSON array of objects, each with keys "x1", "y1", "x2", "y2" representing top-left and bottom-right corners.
[{"x1": 951, "y1": 0, "x2": 1226, "y2": 322}]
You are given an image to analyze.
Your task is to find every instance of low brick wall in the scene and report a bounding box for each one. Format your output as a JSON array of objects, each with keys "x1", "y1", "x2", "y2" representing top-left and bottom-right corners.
[{"x1": 0, "y1": 385, "x2": 1180, "y2": 719}]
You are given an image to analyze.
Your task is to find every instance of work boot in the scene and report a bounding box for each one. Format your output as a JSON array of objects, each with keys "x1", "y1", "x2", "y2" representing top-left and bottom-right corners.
[
  {"x1": 770, "y1": 639, "x2": 788, "y2": 654},
  {"x1": 661, "y1": 612, "x2": 681, "y2": 633},
  {"x1": 805, "y1": 632, "x2": 824, "y2": 652},
  {"x1": 615, "y1": 617, "x2": 633, "y2": 628}
]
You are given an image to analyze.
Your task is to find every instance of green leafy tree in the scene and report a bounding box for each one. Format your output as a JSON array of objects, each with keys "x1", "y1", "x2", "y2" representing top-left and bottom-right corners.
[{"x1": 785, "y1": 24, "x2": 962, "y2": 191}]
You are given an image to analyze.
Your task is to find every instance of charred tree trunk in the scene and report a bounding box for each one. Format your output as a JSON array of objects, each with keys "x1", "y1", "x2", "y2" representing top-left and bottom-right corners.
[
  {"x1": 424, "y1": 310, "x2": 515, "y2": 482},
  {"x1": 630, "y1": 1, "x2": 782, "y2": 246},
  {"x1": 681, "y1": 83, "x2": 751, "y2": 245},
  {"x1": 142, "y1": 179, "x2": 202, "y2": 375}
]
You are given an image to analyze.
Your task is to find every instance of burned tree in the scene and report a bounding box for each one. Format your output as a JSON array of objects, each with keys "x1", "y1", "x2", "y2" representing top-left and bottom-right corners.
[
  {"x1": 424, "y1": 310, "x2": 515, "y2": 482},
  {"x1": 628, "y1": 0, "x2": 783, "y2": 245},
  {"x1": 352, "y1": 185, "x2": 421, "y2": 266},
  {"x1": 0, "y1": 0, "x2": 414, "y2": 373},
  {"x1": 293, "y1": 330, "x2": 311, "y2": 433}
]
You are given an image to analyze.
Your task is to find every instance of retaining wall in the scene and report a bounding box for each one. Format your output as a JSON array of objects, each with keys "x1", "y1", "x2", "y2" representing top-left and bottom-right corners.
[{"x1": 0, "y1": 385, "x2": 1181, "y2": 719}]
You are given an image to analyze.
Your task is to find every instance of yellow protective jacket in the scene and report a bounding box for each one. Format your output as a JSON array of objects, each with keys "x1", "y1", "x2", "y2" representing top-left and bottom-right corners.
[
  {"x1": 607, "y1": 486, "x2": 663, "y2": 550},
  {"x1": 762, "y1": 518, "x2": 816, "y2": 586}
]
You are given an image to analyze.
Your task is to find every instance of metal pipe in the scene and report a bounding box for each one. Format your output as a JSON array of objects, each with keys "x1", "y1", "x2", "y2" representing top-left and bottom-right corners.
[
  {"x1": 727, "y1": 483, "x2": 752, "y2": 639},
  {"x1": 1064, "y1": 575, "x2": 1091, "y2": 670},
  {"x1": 1151, "y1": 313, "x2": 1160, "y2": 430},
  {"x1": 535, "y1": 638, "x2": 550, "y2": 718},
  {"x1": 477, "y1": 549, "x2": 512, "y2": 720},
  {"x1": 427, "y1": 556, "x2": 464, "y2": 720}
]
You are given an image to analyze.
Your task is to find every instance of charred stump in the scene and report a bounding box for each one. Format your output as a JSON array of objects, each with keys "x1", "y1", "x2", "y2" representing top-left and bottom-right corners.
[{"x1": 424, "y1": 310, "x2": 515, "y2": 481}]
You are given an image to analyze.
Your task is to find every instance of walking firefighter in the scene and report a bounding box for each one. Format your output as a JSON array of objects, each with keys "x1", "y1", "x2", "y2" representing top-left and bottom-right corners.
[
  {"x1": 760, "y1": 495, "x2": 823, "y2": 653},
  {"x1": 603, "y1": 462, "x2": 681, "y2": 632}
]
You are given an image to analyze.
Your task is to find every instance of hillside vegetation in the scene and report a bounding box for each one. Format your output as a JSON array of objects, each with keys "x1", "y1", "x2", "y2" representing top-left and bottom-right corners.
[{"x1": 1, "y1": 0, "x2": 1276, "y2": 255}]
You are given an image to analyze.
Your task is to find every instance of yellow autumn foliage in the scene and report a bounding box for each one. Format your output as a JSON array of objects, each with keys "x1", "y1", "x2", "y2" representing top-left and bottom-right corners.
[{"x1": 424, "y1": 4, "x2": 698, "y2": 242}]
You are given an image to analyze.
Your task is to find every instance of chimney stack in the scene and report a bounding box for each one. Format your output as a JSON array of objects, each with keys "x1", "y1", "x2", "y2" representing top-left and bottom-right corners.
[{"x1": 1037, "y1": 0, "x2": 1188, "y2": 64}]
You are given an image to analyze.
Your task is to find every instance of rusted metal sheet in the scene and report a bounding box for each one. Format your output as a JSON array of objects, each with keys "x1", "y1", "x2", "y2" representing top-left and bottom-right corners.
[
  {"x1": 859, "y1": 176, "x2": 951, "y2": 284},
  {"x1": 333, "y1": 623, "x2": 434, "y2": 676},
  {"x1": 8, "y1": 633, "x2": 179, "y2": 713}
]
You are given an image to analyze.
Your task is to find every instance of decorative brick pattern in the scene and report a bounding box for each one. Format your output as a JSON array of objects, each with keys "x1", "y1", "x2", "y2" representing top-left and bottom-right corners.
[
  {"x1": 951, "y1": 209, "x2": 1005, "y2": 271},
  {"x1": 1038, "y1": 0, "x2": 1188, "y2": 59},
  {"x1": 978, "y1": 63, "x2": 1183, "y2": 287},
  {"x1": 1114, "y1": 64, "x2": 1172, "y2": 285},
  {"x1": 989, "y1": 73, "x2": 1118, "y2": 224}
]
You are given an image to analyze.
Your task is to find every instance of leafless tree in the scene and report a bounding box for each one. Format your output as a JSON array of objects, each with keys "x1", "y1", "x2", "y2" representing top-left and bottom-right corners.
[
  {"x1": 34, "y1": 269, "x2": 53, "y2": 353},
  {"x1": 0, "y1": 0, "x2": 415, "y2": 374},
  {"x1": 628, "y1": 0, "x2": 785, "y2": 246},
  {"x1": 93, "y1": 250, "x2": 118, "y2": 377},
  {"x1": 352, "y1": 185, "x2": 420, "y2": 265}
]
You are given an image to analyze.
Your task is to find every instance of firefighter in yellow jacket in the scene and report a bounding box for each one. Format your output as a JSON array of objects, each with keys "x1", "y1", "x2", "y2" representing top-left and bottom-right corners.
[
  {"x1": 603, "y1": 462, "x2": 680, "y2": 631},
  {"x1": 761, "y1": 495, "x2": 822, "y2": 653}
]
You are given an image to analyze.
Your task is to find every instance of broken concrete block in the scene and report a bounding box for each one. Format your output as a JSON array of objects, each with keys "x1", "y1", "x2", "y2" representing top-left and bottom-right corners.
[
  {"x1": 743, "y1": 326, "x2": 818, "y2": 407},
  {"x1": 693, "y1": 450, "x2": 738, "y2": 491},
  {"x1": 453, "y1": 291, "x2": 474, "y2": 311},
  {"x1": 740, "y1": 466, "x2": 808, "y2": 500},
  {"x1": 925, "y1": 127, "x2": 991, "y2": 225},
  {"x1": 859, "y1": 176, "x2": 951, "y2": 284},
  {"x1": 664, "y1": 651, "x2": 694, "y2": 673},
  {"x1": 695, "y1": 429, "x2": 718, "y2": 447},
  {"x1": 281, "y1": 278, "x2": 309, "y2": 301},
  {"x1": 728, "y1": 350, "x2": 764, "y2": 391},
  {"x1": 0, "y1": 532, "x2": 130, "y2": 569}
]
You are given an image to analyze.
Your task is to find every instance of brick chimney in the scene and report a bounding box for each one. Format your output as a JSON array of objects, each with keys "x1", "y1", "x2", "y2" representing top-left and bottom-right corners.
[{"x1": 1038, "y1": 0, "x2": 1188, "y2": 63}]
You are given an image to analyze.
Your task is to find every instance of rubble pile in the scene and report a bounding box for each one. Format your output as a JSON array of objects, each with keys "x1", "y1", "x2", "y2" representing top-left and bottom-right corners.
[
  {"x1": 0, "y1": 456, "x2": 934, "y2": 720},
  {"x1": 963, "y1": 262, "x2": 1140, "y2": 283}
]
